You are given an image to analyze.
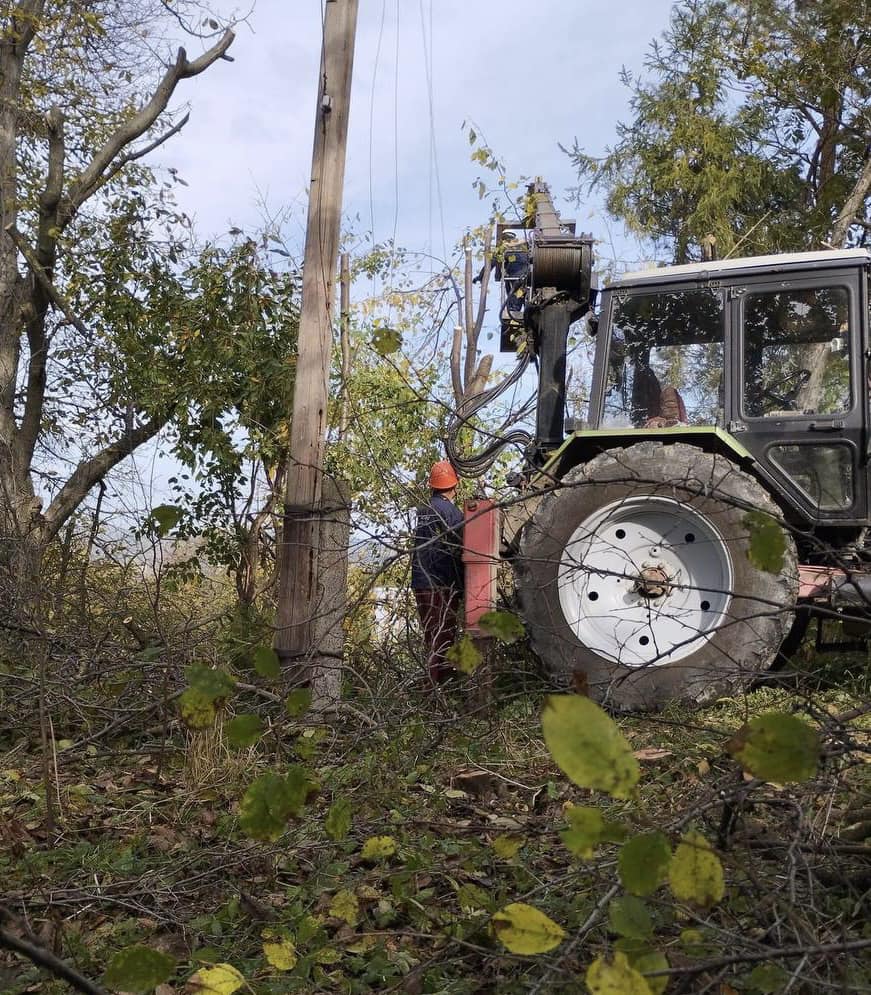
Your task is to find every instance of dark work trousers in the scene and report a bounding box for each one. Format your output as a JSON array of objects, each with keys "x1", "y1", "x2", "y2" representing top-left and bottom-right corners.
[{"x1": 414, "y1": 587, "x2": 461, "y2": 684}]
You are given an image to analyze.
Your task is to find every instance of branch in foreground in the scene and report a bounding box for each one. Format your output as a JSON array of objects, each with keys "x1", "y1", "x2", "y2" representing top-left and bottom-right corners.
[
  {"x1": 0, "y1": 916, "x2": 108, "y2": 995},
  {"x1": 647, "y1": 937, "x2": 871, "y2": 980}
]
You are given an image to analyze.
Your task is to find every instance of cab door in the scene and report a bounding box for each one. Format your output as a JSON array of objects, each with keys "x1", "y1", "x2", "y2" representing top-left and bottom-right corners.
[{"x1": 731, "y1": 268, "x2": 866, "y2": 525}]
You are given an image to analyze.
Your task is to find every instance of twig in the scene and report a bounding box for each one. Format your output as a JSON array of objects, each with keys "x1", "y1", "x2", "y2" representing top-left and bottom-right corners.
[
  {"x1": 646, "y1": 937, "x2": 871, "y2": 979},
  {"x1": 0, "y1": 917, "x2": 109, "y2": 995}
]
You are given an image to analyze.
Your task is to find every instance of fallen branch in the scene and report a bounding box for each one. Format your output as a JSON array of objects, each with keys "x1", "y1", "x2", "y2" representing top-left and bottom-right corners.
[
  {"x1": 647, "y1": 937, "x2": 871, "y2": 980},
  {"x1": 0, "y1": 910, "x2": 108, "y2": 995}
]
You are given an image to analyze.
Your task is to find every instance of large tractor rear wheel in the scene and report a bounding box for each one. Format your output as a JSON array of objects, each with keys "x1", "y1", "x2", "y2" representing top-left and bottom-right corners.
[{"x1": 516, "y1": 442, "x2": 798, "y2": 710}]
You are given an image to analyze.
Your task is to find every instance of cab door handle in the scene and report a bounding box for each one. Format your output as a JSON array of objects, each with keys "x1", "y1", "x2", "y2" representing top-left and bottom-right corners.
[{"x1": 808, "y1": 421, "x2": 844, "y2": 431}]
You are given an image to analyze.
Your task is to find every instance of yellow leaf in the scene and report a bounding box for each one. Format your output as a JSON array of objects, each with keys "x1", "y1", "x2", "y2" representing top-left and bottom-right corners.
[
  {"x1": 446, "y1": 634, "x2": 482, "y2": 674},
  {"x1": 187, "y1": 963, "x2": 245, "y2": 994},
  {"x1": 329, "y1": 889, "x2": 359, "y2": 926},
  {"x1": 586, "y1": 952, "x2": 653, "y2": 994},
  {"x1": 492, "y1": 835, "x2": 524, "y2": 859},
  {"x1": 314, "y1": 947, "x2": 342, "y2": 964},
  {"x1": 263, "y1": 938, "x2": 297, "y2": 971},
  {"x1": 492, "y1": 902, "x2": 565, "y2": 954},
  {"x1": 346, "y1": 934, "x2": 378, "y2": 954},
  {"x1": 668, "y1": 831, "x2": 725, "y2": 908},
  {"x1": 361, "y1": 835, "x2": 396, "y2": 860},
  {"x1": 179, "y1": 688, "x2": 217, "y2": 730}
]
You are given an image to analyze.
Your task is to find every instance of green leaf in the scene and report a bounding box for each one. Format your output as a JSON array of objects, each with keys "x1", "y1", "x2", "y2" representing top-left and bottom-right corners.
[
  {"x1": 747, "y1": 962, "x2": 790, "y2": 993},
  {"x1": 285, "y1": 763, "x2": 319, "y2": 811},
  {"x1": 541, "y1": 695, "x2": 640, "y2": 799},
  {"x1": 726, "y1": 712, "x2": 819, "y2": 783},
  {"x1": 226, "y1": 714, "x2": 263, "y2": 749},
  {"x1": 446, "y1": 634, "x2": 482, "y2": 674},
  {"x1": 361, "y1": 835, "x2": 396, "y2": 860},
  {"x1": 285, "y1": 686, "x2": 312, "y2": 717},
  {"x1": 252, "y1": 645, "x2": 280, "y2": 679},
  {"x1": 743, "y1": 510, "x2": 787, "y2": 573},
  {"x1": 612, "y1": 943, "x2": 669, "y2": 994},
  {"x1": 586, "y1": 952, "x2": 653, "y2": 994},
  {"x1": 179, "y1": 687, "x2": 217, "y2": 730},
  {"x1": 239, "y1": 768, "x2": 317, "y2": 841},
  {"x1": 619, "y1": 832, "x2": 672, "y2": 896},
  {"x1": 151, "y1": 503, "x2": 183, "y2": 536},
  {"x1": 561, "y1": 805, "x2": 626, "y2": 858},
  {"x1": 103, "y1": 944, "x2": 175, "y2": 993},
  {"x1": 372, "y1": 325, "x2": 402, "y2": 356},
  {"x1": 608, "y1": 896, "x2": 654, "y2": 939},
  {"x1": 478, "y1": 610, "x2": 525, "y2": 644},
  {"x1": 668, "y1": 830, "x2": 725, "y2": 908},
  {"x1": 679, "y1": 928, "x2": 706, "y2": 955},
  {"x1": 185, "y1": 664, "x2": 236, "y2": 702},
  {"x1": 492, "y1": 902, "x2": 565, "y2": 955},
  {"x1": 188, "y1": 963, "x2": 245, "y2": 994},
  {"x1": 324, "y1": 797, "x2": 352, "y2": 841},
  {"x1": 457, "y1": 883, "x2": 492, "y2": 912},
  {"x1": 492, "y1": 834, "x2": 524, "y2": 859},
  {"x1": 632, "y1": 951, "x2": 669, "y2": 995}
]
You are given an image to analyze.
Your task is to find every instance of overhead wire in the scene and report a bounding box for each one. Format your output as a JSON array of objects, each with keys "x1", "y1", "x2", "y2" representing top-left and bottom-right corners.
[
  {"x1": 368, "y1": 0, "x2": 388, "y2": 300},
  {"x1": 418, "y1": 0, "x2": 447, "y2": 269}
]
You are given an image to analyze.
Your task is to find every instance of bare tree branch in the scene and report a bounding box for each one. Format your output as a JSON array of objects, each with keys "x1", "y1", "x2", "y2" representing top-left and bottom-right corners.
[
  {"x1": 60, "y1": 30, "x2": 235, "y2": 225},
  {"x1": 649, "y1": 937, "x2": 871, "y2": 980},
  {"x1": 4, "y1": 225, "x2": 88, "y2": 337},
  {"x1": 43, "y1": 413, "x2": 169, "y2": 540},
  {"x1": 463, "y1": 243, "x2": 476, "y2": 391},
  {"x1": 831, "y1": 150, "x2": 871, "y2": 246},
  {"x1": 473, "y1": 230, "x2": 493, "y2": 343},
  {"x1": 0, "y1": 909, "x2": 108, "y2": 995},
  {"x1": 99, "y1": 111, "x2": 191, "y2": 190}
]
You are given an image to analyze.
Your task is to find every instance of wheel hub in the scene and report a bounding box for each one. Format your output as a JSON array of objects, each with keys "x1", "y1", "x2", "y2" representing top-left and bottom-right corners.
[
  {"x1": 634, "y1": 563, "x2": 672, "y2": 600},
  {"x1": 557, "y1": 496, "x2": 734, "y2": 668}
]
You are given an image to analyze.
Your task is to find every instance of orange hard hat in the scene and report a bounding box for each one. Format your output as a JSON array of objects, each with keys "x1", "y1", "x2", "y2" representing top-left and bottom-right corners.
[{"x1": 429, "y1": 460, "x2": 459, "y2": 490}]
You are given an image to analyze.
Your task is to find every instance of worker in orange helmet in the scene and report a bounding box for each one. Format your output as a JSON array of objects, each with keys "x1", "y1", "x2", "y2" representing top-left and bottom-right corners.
[{"x1": 411, "y1": 460, "x2": 464, "y2": 685}]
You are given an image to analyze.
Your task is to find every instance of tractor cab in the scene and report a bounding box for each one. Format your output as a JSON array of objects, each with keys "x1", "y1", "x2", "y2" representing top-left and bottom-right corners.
[{"x1": 580, "y1": 249, "x2": 871, "y2": 529}]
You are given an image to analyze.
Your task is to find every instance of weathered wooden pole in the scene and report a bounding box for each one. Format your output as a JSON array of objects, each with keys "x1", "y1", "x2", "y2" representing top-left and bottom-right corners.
[{"x1": 276, "y1": 0, "x2": 358, "y2": 680}]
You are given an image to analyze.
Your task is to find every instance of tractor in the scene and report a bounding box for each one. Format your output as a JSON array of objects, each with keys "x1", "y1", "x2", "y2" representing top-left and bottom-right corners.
[{"x1": 454, "y1": 181, "x2": 871, "y2": 711}]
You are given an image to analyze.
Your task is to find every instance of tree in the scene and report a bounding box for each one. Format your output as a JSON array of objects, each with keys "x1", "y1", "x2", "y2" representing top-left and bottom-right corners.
[
  {"x1": 154, "y1": 235, "x2": 299, "y2": 610},
  {"x1": 567, "y1": 0, "x2": 871, "y2": 260},
  {"x1": 0, "y1": 1, "x2": 234, "y2": 600}
]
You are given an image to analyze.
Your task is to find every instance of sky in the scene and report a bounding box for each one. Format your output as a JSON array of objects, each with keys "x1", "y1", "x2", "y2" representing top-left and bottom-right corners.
[{"x1": 166, "y1": 0, "x2": 675, "y2": 271}]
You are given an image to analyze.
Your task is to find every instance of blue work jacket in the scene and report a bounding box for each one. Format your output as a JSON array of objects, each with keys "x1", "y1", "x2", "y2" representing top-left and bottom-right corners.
[{"x1": 411, "y1": 494, "x2": 464, "y2": 591}]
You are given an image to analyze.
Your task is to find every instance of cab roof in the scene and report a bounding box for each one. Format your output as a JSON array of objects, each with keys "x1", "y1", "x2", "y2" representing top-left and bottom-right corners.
[{"x1": 607, "y1": 248, "x2": 871, "y2": 289}]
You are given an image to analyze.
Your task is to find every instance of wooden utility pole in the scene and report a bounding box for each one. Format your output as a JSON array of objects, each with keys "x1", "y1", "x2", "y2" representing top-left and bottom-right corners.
[{"x1": 276, "y1": 0, "x2": 358, "y2": 676}]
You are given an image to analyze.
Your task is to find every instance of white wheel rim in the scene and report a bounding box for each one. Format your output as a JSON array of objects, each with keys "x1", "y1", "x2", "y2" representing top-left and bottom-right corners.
[{"x1": 558, "y1": 496, "x2": 733, "y2": 667}]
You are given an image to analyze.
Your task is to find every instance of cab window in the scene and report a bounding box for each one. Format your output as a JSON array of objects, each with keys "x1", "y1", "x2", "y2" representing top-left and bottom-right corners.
[
  {"x1": 742, "y1": 286, "x2": 851, "y2": 418},
  {"x1": 602, "y1": 289, "x2": 725, "y2": 429}
]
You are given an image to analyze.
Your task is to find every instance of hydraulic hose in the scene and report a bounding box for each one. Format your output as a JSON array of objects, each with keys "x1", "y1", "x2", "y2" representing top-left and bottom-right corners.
[{"x1": 444, "y1": 353, "x2": 533, "y2": 478}]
